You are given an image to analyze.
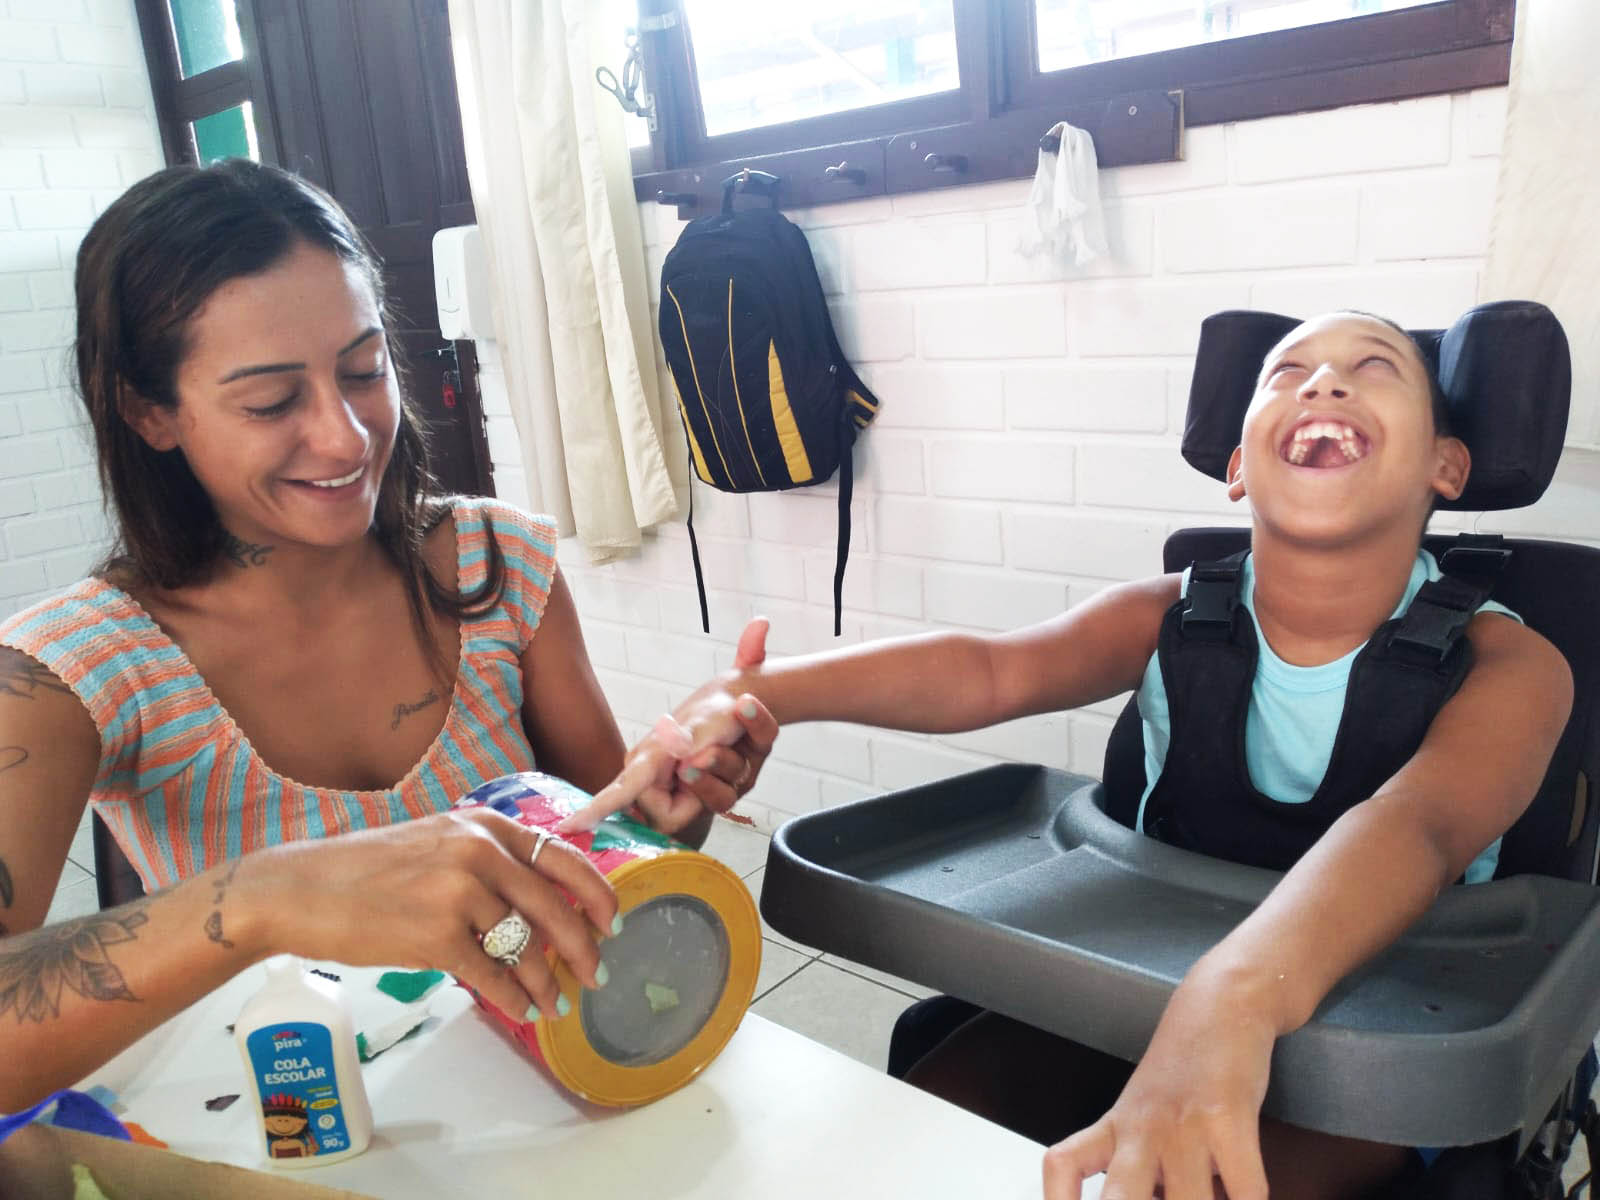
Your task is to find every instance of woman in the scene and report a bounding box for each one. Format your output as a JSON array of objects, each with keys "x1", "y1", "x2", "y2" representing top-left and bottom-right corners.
[{"x1": 0, "y1": 160, "x2": 773, "y2": 1111}]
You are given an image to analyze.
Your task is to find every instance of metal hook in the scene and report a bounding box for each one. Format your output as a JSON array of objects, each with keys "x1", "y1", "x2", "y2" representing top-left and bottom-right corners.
[
  {"x1": 823, "y1": 161, "x2": 867, "y2": 185},
  {"x1": 923, "y1": 152, "x2": 968, "y2": 175}
]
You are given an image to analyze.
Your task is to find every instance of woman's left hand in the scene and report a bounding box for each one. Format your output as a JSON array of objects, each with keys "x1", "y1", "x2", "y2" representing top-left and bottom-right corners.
[{"x1": 1042, "y1": 971, "x2": 1275, "y2": 1200}]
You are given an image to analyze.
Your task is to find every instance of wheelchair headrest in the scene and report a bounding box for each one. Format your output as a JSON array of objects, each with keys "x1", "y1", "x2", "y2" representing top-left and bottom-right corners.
[{"x1": 1181, "y1": 301, "x2": 1571, "y2": 511}]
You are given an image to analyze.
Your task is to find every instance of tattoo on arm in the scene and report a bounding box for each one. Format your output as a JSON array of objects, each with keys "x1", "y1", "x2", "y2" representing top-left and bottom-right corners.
[
  {"x1": 0, "y1": 900, "x2": 151, "y2": 1022},
  {"x1": 204, "y1": 858, "x2": 241, "y2": 950},
  {"x1": 390, "y1": 688, "x2": 440, "y2": 731},
  {"x1": 223, "y1": 533, "x2": 275, "y2": 569},
  {"x1": 0, "y1": 650, "x2": 72, "y2": 700}
]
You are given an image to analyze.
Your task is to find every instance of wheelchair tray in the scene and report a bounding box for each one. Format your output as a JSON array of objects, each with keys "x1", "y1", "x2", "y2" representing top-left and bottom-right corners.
[{"x1": 761, "y1": 764, "x2": 1600, "y2": 1149}]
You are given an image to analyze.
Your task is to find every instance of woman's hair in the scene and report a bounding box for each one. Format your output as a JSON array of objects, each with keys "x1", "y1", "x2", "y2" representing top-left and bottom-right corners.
[{"x1": 74, "y1": 159, "x2": 500, "y2": 674}]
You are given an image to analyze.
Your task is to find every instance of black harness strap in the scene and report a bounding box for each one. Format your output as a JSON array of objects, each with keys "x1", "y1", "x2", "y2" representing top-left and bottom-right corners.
[{"x1": 1143, "y1": 536, "x2": 1509, "y2": 871}]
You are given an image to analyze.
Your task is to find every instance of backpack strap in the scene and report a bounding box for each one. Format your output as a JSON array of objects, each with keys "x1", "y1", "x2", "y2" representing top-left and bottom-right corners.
[
  {"x1": 832, "y1": 432, "x2": 854, "y2": 637},
  {"x1": 685, "y1": 474, "x2": 710, "y2": 634}
]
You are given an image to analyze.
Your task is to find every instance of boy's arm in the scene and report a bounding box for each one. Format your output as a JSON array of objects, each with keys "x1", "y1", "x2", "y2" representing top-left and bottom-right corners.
[
  {"x1": 560, "y1": 574, "x2": 1180, "y2": 832},
  {"x1": 1043, "y1": 613, "x2": 1574, "y2": 1200}
]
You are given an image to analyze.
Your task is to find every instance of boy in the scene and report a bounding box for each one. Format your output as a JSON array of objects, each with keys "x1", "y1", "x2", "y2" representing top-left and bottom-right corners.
[{"x1": 564, "y1": 312, "x2": 1572, "y2": 1199}]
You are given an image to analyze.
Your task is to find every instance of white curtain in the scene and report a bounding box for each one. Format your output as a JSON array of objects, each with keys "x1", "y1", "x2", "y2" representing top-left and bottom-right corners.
[
  {"x1": 1483, "y1": 0, "x2": 1600, "y2": 449},
  {"x1": 449, "y1": 0, "x2": 681, "y2": 561}
]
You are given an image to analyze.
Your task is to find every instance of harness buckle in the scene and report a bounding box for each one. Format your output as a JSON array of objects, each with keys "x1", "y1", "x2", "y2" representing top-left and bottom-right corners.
[
  {"x1": 1180, "y1": 562, "x2": 1241, "y2": 633},
  {"x1": 1388, "y1": 578, "x2": 1477, "y2": 666}
]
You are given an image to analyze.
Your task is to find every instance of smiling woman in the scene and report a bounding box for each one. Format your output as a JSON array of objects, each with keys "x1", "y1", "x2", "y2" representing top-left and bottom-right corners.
[{"x1": 0, "y1": 160, "x2": 777, "y2": 1112}]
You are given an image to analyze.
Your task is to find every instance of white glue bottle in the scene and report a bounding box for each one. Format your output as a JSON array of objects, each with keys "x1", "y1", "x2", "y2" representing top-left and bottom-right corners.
[{"x1": 234, "y1": 957, "x2": 373, "y2": 1167}]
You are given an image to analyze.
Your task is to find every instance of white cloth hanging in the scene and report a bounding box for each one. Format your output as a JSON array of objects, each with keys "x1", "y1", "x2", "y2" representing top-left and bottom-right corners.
[
  {"x1": 1018, "y1": 121, "x2": 1109, "y2": 269},
  {"x1": 449, "y1": 0, "x2": 681, "y2": 562}
]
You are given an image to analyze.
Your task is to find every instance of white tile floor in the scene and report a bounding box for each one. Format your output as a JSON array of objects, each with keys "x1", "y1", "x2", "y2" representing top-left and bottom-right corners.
[{"x1": 41, "y1": 813, "x2": 1596, "y2": 1186}]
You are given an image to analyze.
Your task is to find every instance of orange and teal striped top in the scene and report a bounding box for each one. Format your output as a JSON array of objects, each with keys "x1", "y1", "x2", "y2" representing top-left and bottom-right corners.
[{"x1": 0, "y1": 498, "x2": 555, "y2": 892}]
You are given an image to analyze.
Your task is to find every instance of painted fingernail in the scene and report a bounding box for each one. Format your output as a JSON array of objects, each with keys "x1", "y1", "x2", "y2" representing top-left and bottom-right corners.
[
  {"x1": 524, "y1": 1003, "x2": 541, "y2": 1022},
  {"x1": 680, "y1": 766, "x2": 701, "y2": 782},
  {"x1": 611, "y1": 914, "x2": 625, "y2": 936},
  {"x1": 739, "y1": 699, "x2": 758, "y2": 719},
  {"x1": 555, "y1": 993, "x2": 572, "y2": 1018},
  {"x1": 594, "y1": 962, "x2": 610, "y2": 989}
]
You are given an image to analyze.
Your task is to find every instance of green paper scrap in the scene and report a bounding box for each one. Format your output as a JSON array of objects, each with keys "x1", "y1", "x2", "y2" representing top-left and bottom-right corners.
[
  {"x1": 591, "y1": 816, "x2": 674, "y2": 854},
  {"x1": 376, "y1": 969, "x2": 447, "y2": 1004},
  {"x1": 71, "y1": 1163, "x2": 111, "y2": 1200},
  {"x1": 644, "y1": 981, "x2": 680, "y2": 1014}
]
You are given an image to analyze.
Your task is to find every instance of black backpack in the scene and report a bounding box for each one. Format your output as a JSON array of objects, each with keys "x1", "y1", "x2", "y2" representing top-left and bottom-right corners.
[{"x1": 658, "y1": 174, "x2": 880, "y2": 636}]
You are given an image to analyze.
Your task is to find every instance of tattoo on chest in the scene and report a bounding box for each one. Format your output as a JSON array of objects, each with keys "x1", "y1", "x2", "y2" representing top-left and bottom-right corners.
[
  {"x1": 390, "y1": 688, "x2": 440, "y2": 731},
  {"x1": 0, "y1": 857, "x2": 12, "y2": 910},
  {"x1": 0, "y1": 747, "x2": 22, "y2": 776},
  {"x1": 0, "y1": 650, "x2": 71, "y2": 700},
  {"x1": 205, "y1": 858, "x2": 242, "y2": 951},
  {"x1": 0, "y1": 899, "x2": 151, "y2": 1023},
  {"x1": 223, "y1": 533, "x2": 275, "y2": 569}
]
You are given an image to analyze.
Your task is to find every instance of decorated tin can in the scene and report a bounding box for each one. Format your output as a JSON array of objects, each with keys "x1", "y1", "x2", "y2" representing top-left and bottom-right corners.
[{"x1": 455, "y1": 772, "x2": 761, "y2": 1107}]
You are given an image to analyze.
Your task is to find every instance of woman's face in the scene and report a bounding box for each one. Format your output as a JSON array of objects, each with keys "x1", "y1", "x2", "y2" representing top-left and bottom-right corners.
[{"x1": 137, "y1": 239, "x2": 401, "y2": 556}]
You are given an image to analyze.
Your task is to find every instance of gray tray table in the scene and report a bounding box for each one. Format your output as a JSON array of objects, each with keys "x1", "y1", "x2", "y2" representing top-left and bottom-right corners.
[{"x1": 760, "y1": 763, "x2": 1600, "y2": 1149}]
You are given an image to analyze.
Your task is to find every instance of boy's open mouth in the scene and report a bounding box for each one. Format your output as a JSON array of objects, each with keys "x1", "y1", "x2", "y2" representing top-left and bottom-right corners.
[{"x1": 1280, "y1": 419, "x2": 1370, "y2": 469}]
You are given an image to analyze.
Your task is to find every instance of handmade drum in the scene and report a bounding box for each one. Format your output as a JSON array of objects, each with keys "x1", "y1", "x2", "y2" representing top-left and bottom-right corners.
[{"x1": 455, "y1": 772, "x2": 761, "y2": 1106}]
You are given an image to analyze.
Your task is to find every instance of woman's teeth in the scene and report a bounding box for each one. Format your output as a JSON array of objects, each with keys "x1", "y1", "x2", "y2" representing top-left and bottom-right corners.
[{"x1": 308, "y1": 465, "x2": 364, "y2": 488}]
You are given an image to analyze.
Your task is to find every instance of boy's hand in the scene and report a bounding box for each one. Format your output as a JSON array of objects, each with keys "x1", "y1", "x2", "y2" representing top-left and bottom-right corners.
[
  {"x1": 1042, "y1": 972, "x2": 1273, "y2": 1200},
  {"x1": 558, "y1": 619, "x2": 778, "y2": 835}
]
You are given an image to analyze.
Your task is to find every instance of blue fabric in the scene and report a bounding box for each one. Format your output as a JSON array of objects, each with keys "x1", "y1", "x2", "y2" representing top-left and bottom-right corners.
[
  {"x1": 1136, "y1": 549, "x2": 1519, "y2": 884},
  {"x1": 0, "y1": 1089, "x2": 130, "y2": 1144}
]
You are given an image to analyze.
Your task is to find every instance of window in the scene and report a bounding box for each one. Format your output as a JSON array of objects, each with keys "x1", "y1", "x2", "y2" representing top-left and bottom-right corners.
[
  {"x1": 134, "y1": 0, "x2": 272, "y2": 169},
  {"x1": 624, "y1": 0, "x2": 1514, "y2": 211}
]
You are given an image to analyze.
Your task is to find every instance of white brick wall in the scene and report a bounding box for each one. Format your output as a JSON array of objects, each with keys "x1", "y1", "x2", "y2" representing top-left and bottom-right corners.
[
  {"x1": 541, "y1": 88, "x2": 1600, "y2": 835},
  {"x1": 0, "y1": 0, "x2": 161, "y2": 620}
]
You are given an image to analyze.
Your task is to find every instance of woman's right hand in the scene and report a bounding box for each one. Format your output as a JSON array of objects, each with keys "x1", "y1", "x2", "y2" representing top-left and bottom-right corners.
[{"x1": 233, "y1": 807, "x2": 617, "y2": 1022}]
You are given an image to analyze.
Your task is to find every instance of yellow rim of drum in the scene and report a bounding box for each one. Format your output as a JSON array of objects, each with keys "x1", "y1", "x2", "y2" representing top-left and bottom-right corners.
[{"x1": 538, "y1": 849, "x2": 761, "y2": 1106}]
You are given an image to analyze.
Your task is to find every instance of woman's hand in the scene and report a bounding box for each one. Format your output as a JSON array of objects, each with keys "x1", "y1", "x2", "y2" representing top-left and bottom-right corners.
[
  {"x1": 560, "y1": 619, "x2": 779, "y2": 836},
  {"x1": 235, "y1": 808, "x2": 618, "y2": 1022},
  {"x1": 1042, "y1": 969, "x2": 1274, "y2": 1200}
]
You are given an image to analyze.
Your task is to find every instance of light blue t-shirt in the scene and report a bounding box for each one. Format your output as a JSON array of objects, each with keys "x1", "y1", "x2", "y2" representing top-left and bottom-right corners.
[{"x1": 1135, "y1": 550, "x2": 1519, "y2": 884}]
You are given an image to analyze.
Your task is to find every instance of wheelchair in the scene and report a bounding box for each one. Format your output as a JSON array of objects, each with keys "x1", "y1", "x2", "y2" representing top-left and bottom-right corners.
[{"x1": 761, "y1": 302, "x2": 1600, "y2": 1198}]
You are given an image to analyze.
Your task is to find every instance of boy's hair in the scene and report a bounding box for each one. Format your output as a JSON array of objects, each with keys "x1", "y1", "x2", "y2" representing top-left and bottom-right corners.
[{"x1": 1339, "y1": 310, "x2": 1453, "y2": 438}]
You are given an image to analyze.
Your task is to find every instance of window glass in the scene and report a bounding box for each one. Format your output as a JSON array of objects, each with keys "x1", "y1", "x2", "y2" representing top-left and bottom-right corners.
[
  {"x1": 166, "y1": 0, "x2": 244, "y2": 79},
  {"x1": 1034, "y1": 0, "x2": 1442, "y2": 73},
  {"x1": 683, "y1": 0, "x2": 960, "y2": 137},
  {"x1": 191, "y1": 102, "x2": 259, "y2": 165}
]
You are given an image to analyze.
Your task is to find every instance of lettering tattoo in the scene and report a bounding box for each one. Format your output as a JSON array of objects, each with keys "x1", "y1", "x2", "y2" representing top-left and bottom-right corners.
[
  {"x1": 205, "y1": 858, "x2": 242, "y2": 951},
  {"x1": 0, "y1": 649, "x2": 72, "y2": 700},
  {"x1": 390, "y1": 688, "x2": 440, "y2": 731},
  {"x1": 223, "y1": 533, "x2": 275, "y2": 569},
  {"x1": 0, "y1": 899, "x2": 151, "y2": 1022}
]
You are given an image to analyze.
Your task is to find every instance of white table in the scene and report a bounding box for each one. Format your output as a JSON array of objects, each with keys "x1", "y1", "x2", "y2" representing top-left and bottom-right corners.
[{"x1": 83, "y1": 964, "x2": 1099, "y2": 1199}]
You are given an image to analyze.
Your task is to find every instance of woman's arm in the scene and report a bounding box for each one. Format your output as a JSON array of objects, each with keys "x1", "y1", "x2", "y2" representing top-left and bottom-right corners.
[
  {"x1": 0, "y1": 646, "x2": 621, "y2": 1112},
  {"x1": 562, "y1": 574, "x2": 1180, "y2": 832},
  {"x1": 1042, "y1": 614, "x2": 1575, "y2": 1200}
]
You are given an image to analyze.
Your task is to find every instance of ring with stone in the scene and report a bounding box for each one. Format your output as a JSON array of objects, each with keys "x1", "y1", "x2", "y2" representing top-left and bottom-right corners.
[
  {"x1": 480, "y1": 910, "x2": 533, "y2": 968},
  {"x1": 529, "y1": 827, "x2": 557, "y2": 870}
]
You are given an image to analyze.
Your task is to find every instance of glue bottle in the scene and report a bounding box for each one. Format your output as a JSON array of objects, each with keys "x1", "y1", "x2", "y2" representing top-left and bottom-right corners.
[{"x1": 234, "y1": 957, "x2": 373, "y2": 1167}]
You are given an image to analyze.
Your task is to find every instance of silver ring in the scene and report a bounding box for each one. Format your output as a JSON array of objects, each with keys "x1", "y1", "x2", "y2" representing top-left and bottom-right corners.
[
  {"x1": 529, "y1": 827, "x2": 557, "y2": 870},
  {"x1": 480, "y1": 910, "x2": 532, "y2": 968}
]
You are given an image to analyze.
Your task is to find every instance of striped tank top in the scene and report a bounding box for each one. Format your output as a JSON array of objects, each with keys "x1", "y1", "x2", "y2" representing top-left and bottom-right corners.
[{"x1": 0, "y1": 498, "x2": 555, "y2": 892}]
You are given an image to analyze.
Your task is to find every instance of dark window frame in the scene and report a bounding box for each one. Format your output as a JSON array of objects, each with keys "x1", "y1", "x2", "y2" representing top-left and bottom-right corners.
[
  {"x1": 630, "y1": 0, "x2": 1514, "y2": 214},
  {"x1": 133, "y1": 0, "x2": 279, "y2": 169}
]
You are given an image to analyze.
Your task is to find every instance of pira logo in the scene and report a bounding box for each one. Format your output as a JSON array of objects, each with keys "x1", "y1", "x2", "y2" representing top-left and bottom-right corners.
[{"x1": 272, "y1": 1030, "x2": 305, "y2": 1047}]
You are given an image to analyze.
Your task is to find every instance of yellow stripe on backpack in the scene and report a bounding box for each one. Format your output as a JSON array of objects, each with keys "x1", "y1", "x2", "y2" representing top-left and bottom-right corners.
[{"x1": 767, "y1": 342, "x2": 813, "y2": 484}]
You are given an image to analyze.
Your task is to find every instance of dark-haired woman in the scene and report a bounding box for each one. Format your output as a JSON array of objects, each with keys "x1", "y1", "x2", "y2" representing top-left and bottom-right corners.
[{"x1": 0, "y1": 160, "x2": 774, "y2": 1110}]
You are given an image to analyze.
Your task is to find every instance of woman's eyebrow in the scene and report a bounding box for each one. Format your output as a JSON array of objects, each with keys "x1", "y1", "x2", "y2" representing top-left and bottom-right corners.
[{"x1": 216, "y1": 326, "x2": 382, "y2": 384}]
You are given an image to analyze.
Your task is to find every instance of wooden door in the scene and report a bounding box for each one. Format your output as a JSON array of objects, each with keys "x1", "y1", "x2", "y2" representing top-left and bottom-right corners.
[{"x1": 248, "y1": 0, "x2": 492, "y2": 496}]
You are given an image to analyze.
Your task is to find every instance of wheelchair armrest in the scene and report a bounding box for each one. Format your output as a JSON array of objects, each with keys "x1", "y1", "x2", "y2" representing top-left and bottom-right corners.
[{"x1": 760, "y1": 763, "x2": 1600, "y2": 1150}]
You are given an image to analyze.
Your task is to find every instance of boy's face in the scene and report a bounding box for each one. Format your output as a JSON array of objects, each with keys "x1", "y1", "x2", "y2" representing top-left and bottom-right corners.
[{"x1": 1227, "y1": 313, "x2": 1469, "y2": 547}]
